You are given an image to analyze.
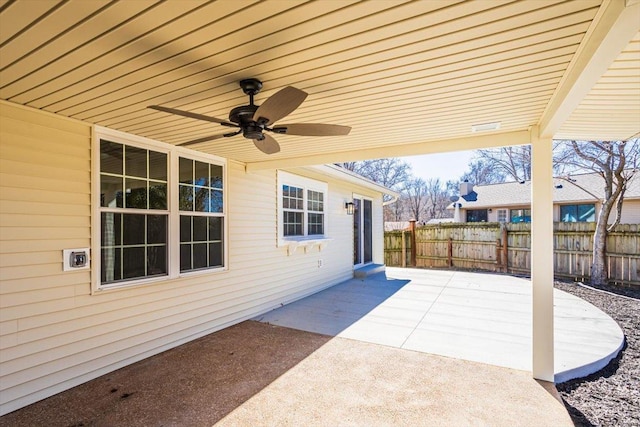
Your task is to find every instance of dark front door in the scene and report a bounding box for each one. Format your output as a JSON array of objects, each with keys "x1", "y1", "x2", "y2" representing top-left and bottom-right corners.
[{"x1": 353, "y1": 197, "x2": 373, "y2": 266}]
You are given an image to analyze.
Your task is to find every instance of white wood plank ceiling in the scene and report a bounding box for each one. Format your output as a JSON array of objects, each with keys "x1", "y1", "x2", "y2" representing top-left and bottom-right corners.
[{"x1": 1, "y1": 0, "x2": 638, "y2": 167}]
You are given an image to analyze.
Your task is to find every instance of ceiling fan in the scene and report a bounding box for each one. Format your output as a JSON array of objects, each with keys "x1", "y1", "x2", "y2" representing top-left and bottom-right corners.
[{"x1": 148, "y1": 78, "x2": 351, "y2": 154}]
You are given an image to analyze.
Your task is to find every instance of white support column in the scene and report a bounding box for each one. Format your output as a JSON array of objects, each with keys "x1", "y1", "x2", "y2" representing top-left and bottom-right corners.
[{"x1": 530, "y1": 126, "x2": 555, "y2": 382}]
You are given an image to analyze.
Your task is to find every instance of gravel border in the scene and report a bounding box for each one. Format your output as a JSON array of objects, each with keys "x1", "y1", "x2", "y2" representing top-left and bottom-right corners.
[{"x1": 554, "y1": 282, "x2": 640, "y2": 427}]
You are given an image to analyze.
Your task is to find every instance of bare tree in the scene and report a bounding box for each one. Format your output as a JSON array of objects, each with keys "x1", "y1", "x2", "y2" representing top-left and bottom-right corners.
[
  {"x1": 472, "y1": 146, "x2": 532, "y2": 182},
  {"x1": 404, "y1": 177, "x2": 428, "y2": 222},
  {"x1": 460, "y1": 158, "x2": 506, "y2": 184},
  {"x1": 555, "y1": 139, "x2": 639, "y2": 286},
  {"x1": 422, "y1": 178, "x2": 455, "y2": 220},
  {"x1": 337, "y1": 158, "x2": 413, "y2": 220}
]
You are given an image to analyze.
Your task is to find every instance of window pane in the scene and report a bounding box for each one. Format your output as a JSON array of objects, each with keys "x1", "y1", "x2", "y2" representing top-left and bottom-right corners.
[
  {"x1": 308, "y1": 190, "x2": 323, "y2": 212},
  {"x1": 180, "y1": 244, "x2": 191, "y2": 271},
  {"x1": 180, "y1": 215, "x2": 191, "y2": 242},
  {"x1": 179, "y1": 185, "x2": 194, "y2": 211},
  {"x1": 283, "y1": 211, "x2": 303, "y2": 236},
  {"x1": 122, "y1": 214, "x2": 145, "y2": 245},
  {"x1": 467, "y1": 209, "x2": 488, "y2": 222},
  {"x1": 125, "y1": 178, "x2": 147, "y2": 209},
  {"x1": 210, "y1": 165, "x2": 223, "y2": 189},
  {"x1": 209, "y1": 189, "x2": 223, "y2": 213},
  {"x1": 209, "y1": 217, "x2": 223, "y2": 240},
  {"x1": 194, "y1": 187, "x2": 208, "y2": 212},
  {"x1": 308, "y1": 213, "x2": 324, "y2": 235},
  {"x1": 149, "y1": 151, "x2": 167, "y2": 181},
  {"x1": 123, "y1": 247, "x2": 145, "y2": 279},
  {"x1": 147, "y1": 246, "x2": 167, "y2": 276},
  {"x1": 125, "y1": 146, "x2": 147, "y2": 178},
  {"x1": 578, "y1": 204, "x2": 595, "y2": 222},
  {"x1": 195, "y1": 161, "x2": 209, "y2": 187},
  {"x1": 101, "y1": 213, "x2": 121, "y2": 246},
  {"x1": 510, "y1": 209, "x2": 530, "y2": 223},
  {"x1": 101, "y1": 247, "x2": 121, "y2": 283},
  {"x1": 100, "y1": 140, "x2": 122, "y2": 174},
  {"x1": 209, "y1": 242, "x2": 223, "y2": 267},
  {"x1": 193, "y1": 216, "x2": 207, "y2": 241},
  {"x1": 149, "y1": 183, "x2": 167, "y2": 210},
  {"x1": 179, "y1": 157, "x2": 193, "y2": 184},
  {"x1": 100, "y1": 174, "x2": 123, "y2": 208},
  {"x1": 193, "y1": 243, "x2": 207, "y2": 269},
  {"x1": 147, "y1": 215, "x2": 167, "y2": 244},
  {"x1": 560, "y1": 205, "x2": 577, "y2": 222}
]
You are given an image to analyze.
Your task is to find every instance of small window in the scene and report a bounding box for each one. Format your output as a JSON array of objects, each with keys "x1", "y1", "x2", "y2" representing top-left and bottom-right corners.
[
  {"x1": 277, "y1": 171, "x2": 328, "y2": 243},
  {"x1": 466, "y1": 209, "x2": 488, "y2": 222},
  {"x1": 560, "y1": 204, "x2": 595, "y2": 222},
  {"x1": 179, "y1": 158, "x2": 225, "y2": 272},
  {"x1": 510, "y1": 208, "x2": 531, "y2": 223},
  {"x1": 497, "y1": 209, "x2": 508, "y2": 223}
]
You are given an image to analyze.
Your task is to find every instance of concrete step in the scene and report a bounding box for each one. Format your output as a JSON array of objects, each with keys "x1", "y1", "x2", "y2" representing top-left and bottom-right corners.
[{"x1": 354, "y1": 263, "x2": 385, "y2": 279}]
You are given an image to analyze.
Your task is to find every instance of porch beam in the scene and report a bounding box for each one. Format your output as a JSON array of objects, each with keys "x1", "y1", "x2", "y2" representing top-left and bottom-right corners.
[
  {"x1": 245, "y1": 130, "x2": 531, "y2": 172},
  {"x1": 530, "y1": 126, "x2": 555, "y2": 382},
  {"x1": 538, "y1": 0, "x2": 640, "y2": 138}
]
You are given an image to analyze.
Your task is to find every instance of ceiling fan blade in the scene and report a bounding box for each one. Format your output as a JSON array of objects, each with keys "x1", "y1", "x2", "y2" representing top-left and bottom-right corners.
[
  {"x1": 253, "y1": 133, "x2": 280, "y2": 154},
  {"x1": 148, "y1": 105, "x2": 237, "y2": 127},
  {"x1": 272, "y1": 123, "x2": 351, "y2": 136},
  {"x1": 253, "y1": 86, "x2": 307, "y2": 125},
  {"x1": 178, "y1": 133, "x2": 228, "y2": 147}
]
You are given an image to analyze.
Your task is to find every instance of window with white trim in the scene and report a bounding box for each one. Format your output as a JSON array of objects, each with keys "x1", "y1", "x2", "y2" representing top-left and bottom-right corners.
[
  {"x1": 99, "y1": 140, "x2": 169, "y2": 284},
  {"x1": 178, "y1": 157, "x2": 224, "y2": 272},
  {"x1": 278, "y1": 171, "x2": 328, "y2": 243},
  {"x1": 96, "y1": 129, "x2": 226, "y2": 289},
  {"x1": 497, "y1": 209, "x2": 508, "y2": 223}
]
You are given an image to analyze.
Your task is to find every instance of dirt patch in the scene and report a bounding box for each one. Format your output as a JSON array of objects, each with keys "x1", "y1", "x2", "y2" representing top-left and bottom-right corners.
[
  {"x1": 555, "y1": 282, "x2": 640, "y2": 427},
  {"x1": 0, "y1": 322, "x2": 331, "y2": 427}
]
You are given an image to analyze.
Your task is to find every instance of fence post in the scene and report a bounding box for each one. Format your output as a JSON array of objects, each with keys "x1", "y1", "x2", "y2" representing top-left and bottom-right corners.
[
  {"x1": 409, "y1": 219, "x2": 417, "y2": 267},
  {"x1": 448, "y1": 237, "x2": 453, "y2": 267},
  {"x1": 401, "y1": 231, "x2": 407, "y2": 268},
  {"x1": 502, "y1": 225, "x2": 508, "y2": 272}
]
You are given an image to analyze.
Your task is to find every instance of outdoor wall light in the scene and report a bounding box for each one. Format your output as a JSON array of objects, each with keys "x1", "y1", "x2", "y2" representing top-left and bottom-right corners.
[{"x1": 345, "y1": 202, "x2": 355, "y2": 215}]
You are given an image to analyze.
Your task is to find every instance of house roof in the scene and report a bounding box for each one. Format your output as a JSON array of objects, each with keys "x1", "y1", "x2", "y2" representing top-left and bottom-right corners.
[
  {"x1": 450, "y1": 171, "x2": 640, "y2": 209},
  {"x1": 0, "y1": 1, "x2": 638, "y2": 169}
]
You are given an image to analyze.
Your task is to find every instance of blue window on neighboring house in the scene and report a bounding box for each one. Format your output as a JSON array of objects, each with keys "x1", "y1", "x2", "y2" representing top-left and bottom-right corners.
[
  {"x1": 560, "y1": 204, "x2": 596, "y2": 222},
  {"x1": 510, "y1": 209, "x2": 531, "y2": 223}
]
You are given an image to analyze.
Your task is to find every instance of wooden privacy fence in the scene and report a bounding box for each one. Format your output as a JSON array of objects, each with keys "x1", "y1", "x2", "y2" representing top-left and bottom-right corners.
[{"x1": 384, "y1": 222, "x2": 640, "y2": 287}]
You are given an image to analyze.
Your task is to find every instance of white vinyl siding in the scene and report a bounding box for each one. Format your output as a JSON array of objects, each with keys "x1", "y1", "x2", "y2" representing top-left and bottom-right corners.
[{"x1": 0, "y1": 101, "x2": 386, "y2": 415}]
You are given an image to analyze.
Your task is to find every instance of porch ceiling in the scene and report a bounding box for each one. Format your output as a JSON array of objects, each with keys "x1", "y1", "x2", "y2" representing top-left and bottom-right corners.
[{"x1": 1, "y1": 0, "x2": 638, "y2": 169}]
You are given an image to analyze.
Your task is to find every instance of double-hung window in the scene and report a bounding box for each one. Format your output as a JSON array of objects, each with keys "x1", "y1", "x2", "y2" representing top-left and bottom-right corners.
[
  {"x1": 99, "y1": 140, "x2": 169, "y2": 284},
  {"x1": 179, "y1": 157, "x2": 224, "y2": 272},
  {"x1": 95, "y1": 127, "x2": 226, "y2": 290},
  {"x1": 278, "y1": 171, "x2": 328, "y2": 245}
]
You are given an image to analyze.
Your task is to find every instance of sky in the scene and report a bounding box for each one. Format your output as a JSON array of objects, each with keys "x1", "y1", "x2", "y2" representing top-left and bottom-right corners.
[{"x1": 402, "y1": 150, "x2": 475, "y2": 183}]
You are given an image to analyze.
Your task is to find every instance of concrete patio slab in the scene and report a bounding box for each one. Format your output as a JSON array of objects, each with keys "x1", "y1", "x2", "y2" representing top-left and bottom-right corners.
[{"x1": 255, "y1": 267, "x2": 624, "y2": 383}]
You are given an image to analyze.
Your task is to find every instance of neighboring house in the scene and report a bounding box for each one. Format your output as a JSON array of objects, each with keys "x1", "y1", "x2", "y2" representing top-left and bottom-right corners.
[
  {"x1": 0, "y1": 102, "x2": 396, "y2": 414},
  {"x1": 448, "y1": 172, "x2": 640, "y2": 224}
]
